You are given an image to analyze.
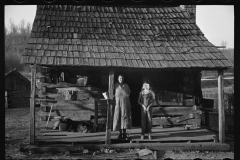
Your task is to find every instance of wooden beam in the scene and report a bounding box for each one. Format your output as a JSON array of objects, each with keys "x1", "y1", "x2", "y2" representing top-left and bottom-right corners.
[
  {"x1": 30, "y1": 65, "x2": 37, "y2": 144},
  {"x1": 152, "y1": 118, "x2": 201, "y2": 126},
  {"x1": 105, "y1": 70, "x2": 114, "y2": 144},
  {"x1": 5, "y1": 91, "x2": 8, "y2": 108},
  {"x1": 152, "y1": 106, "x2": 198, "y2": 116},
  {"x1": 94, "y1": 100, "x2": 98, "y2": 129},
  {"x1": 218, "y1": 70, "x2": 225, "y2": 143},
  {"x1": 26, "y1": 142, "x2": 230, "y2": 152}
]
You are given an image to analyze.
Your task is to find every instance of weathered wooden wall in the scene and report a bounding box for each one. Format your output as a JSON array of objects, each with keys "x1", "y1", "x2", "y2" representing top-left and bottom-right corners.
[
  {"x1": 111, "y1": 70, "x2": 202, "y2": 127},
  {"x1": 5, "y1": 70, "x2": 31, "y2": 108},
  {"x1": 36, "y1": 69, "x2": 203, "y2": 129},
  {"x1": 8, "y1": 90, "x2": 30, "y2": 108},
  {"x1": 5, "y1": 71, "x2": 31, "y2": 91},
  {"x1": 36, "y1": 80, "x2": 107, "y2": 129}
]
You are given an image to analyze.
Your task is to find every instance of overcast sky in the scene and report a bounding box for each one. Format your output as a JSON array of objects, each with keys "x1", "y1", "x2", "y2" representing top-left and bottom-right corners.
[{"x1": 4, "y1": 5, "x2": 234, "y2": 48}]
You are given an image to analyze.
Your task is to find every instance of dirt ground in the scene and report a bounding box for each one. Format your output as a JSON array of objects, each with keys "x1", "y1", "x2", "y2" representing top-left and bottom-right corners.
[{"x1": 5, "y1": 107, "x2": 234, "y2": 159}]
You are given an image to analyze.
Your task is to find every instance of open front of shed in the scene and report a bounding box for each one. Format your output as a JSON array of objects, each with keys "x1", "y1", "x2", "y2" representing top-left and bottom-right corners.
[{"x1": 21, "y1": 5, "x2": 233, "y2": 152}]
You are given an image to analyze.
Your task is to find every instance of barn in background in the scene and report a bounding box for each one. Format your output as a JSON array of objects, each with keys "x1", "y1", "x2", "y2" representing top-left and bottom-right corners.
[{"x1": 5, "y1": 69, "x2": 31, "y2": 108}]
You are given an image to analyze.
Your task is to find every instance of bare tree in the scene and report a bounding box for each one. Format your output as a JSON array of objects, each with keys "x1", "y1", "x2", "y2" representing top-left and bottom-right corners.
[
  {"x1": 19, "y1": 19, "x2": 26, "y2": 34},
  {"x1": 9, "y1": 18, "x2": 18, "y2": 34},
  {"x1": 5, "y1": 19, "x2": 32, "y2": 73},
  {"x1": 221, "y1": 40, "x2": 227, "y2": 50}
]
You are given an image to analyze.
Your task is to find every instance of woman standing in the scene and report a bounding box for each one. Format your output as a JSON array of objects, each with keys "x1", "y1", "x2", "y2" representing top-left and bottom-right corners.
[
  {"x1": 138, "y1": 82, "x2": 155, "y2": 140},
  {"x1": 113, "y1": 75, "x2": 132, "y2": 140}
]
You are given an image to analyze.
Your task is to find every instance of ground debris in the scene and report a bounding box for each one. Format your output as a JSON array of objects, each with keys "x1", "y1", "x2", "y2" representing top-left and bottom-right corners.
[
  {"x1": 137, "y1": 148, "x2": 153, "y2": 156},
  {"x1": 10, "y1": 153, "x2": 28, "y2": 159},
  {"x1": 5, "y1": 134, "x2": 10, "y2": 138},
  {"x1": 83, "y1": 149, "x2": 89, "y2": 154}
]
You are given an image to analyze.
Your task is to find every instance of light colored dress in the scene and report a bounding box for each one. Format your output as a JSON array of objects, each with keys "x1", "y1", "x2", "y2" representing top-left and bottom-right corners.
[
  {"x1": 139, "y1": 90, "x2": 154, "y2": 134},
  {"x1": 113, "y1": 83, "x2": 132, "y2": 131}
]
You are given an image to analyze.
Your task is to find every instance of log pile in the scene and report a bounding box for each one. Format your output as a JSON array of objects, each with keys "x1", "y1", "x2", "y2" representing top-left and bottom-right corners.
[
  {"x1": 35, "y1": 71, "x2": 107, "y2": 130},
  {"x1": 152, "y1": 106, "x2": 202, "y2": 127}
]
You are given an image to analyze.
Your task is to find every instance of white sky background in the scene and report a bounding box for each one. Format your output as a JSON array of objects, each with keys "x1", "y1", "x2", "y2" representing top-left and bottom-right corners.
[{"x1": 5, "y1": 5, "x2": 234, "y2": 48}]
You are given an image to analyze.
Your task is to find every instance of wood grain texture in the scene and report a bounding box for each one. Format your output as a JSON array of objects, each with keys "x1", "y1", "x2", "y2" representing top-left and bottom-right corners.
[
  {"x1": 30, "y1": 65, "x2": 37, "y2": 144},
  {"x1": 218, "y1": 70, "x2": 225, "y2": 143},
  {"x1": 106, "y1": 70, "x2": 114, "y2": 144},
  {"x1": 40, "y1": 100, "x2": 107, "y2": 111},
  {"x1": 152, "y1": 118, "x2": 201, "y2": 126},
  {"x1": 38, "y1": 109, "x2": 107, "y2": 121},
  {"x1": 22, "y1": 5, "x2": 233, "y2": 69},
  {"x1": 152, "y1": 107, "x2": 201, "y2": 116}
]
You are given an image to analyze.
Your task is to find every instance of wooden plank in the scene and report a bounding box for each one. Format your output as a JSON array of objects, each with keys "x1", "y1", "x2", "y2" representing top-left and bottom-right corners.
[
  {"x1": 106, "y1": 70, "x2": 114, "y2": 144},
  {"x1": 26, "y1": 144, "x2": 84, "y2": 153},
  {"x1": 5, "y1": 91, "x2": 8, "y2": 108},
  {"x1": 30, "y1": 65, "x2": 37, "y2": 144},
  {"x1": 177, "y1": 113, "x2": 200, "y2": 123},
  {"x1": 152, "y1": 106, "x2": 199, "y2": 116},
  {"x1": 39, "y1": 109, "x2": 107, "y2": 121},
  {"x1": 152, "y1": 118, "x2": 201, "y2": 126},
  {"x1": 37, "y1": 82, "x2": 101, "y2": 91},
  {"x1": 94, "y1": 100, "x2": 98, "y2": 129},
  {"x1": 40, "y1": 100, "x2": 107, "y2": 111},
  {"x1": 29, "y1": 142, "x2": 230, "y2": 152},
  {"x1": 218, "y1": 70, "x2": 225, "y2": 143}
]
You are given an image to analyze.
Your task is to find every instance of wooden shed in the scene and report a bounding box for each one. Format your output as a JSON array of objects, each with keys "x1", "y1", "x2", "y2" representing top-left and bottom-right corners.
[
  {"x1": 21, "y1": 5, "x2": 233, "y2": 146},
  {"x1": 5, "y1": 69, "x2": 31, "y2": 108}
]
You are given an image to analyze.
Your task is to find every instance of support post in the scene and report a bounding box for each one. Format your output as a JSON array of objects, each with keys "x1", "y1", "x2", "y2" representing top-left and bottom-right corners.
[
  {"x1": 30, "y1": 65, "x2": 37, "y2": 144},
  {"x1": 94, "y1": 99, "x2": 98, "y2": 131},
  {"x1": 105, "y1": 70, "x2": 114, "y2": 144},
  {"x1": 5, "y1": 91, "x2": 8, "y2": 108},
  {"x1": 218, "y1": 70, "x2": 225, "y2": 143}
]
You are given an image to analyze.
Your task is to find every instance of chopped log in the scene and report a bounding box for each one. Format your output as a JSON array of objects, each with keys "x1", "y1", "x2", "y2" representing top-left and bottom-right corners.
[{"x1": 152, "y1": 118, "x2": 201, "y2": 126}]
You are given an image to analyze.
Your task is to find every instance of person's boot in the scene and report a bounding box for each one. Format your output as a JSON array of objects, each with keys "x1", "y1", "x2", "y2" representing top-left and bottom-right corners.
[
  {"x1": 122, "y1": 129, "x2": 128, "y2": 140},
  {"x1": 117, "y1": 130, "x2": 122, "y2": 139},
  {"x1": 148, "y1": 134, "x2": 152, "y2": 140}
]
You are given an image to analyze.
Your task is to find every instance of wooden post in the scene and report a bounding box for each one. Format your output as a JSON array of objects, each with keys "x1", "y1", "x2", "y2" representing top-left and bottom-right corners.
[
  {"x1": 218, "y1": 70, "x2": 225, "y2": 143},
  {"x1": 30, "y1": 65, "x2": 37, "y2": 144},
  {"x1": 105, "y1": 70, "x2": 114, "y2": 144},
  {"x1": 5, "y1": 91, "x2": 8, "y2": 108},
  {"x1": 94, "y1": 100, "x2": 98, "y2": 131}
]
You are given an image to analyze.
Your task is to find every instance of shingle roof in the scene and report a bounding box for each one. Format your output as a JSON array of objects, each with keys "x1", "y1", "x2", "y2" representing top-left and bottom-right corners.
[
  {"x1": 21, "y1": 5, "x2": 233, "y2": 69},
  {"x1": 5, "y1": 69, "x2": 30, "y2": 83}
]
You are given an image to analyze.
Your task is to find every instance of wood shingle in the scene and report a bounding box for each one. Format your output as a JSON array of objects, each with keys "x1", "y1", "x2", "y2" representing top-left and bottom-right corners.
[{"x1": 22, "y1": 5, "x2": 233, "y2": 69}]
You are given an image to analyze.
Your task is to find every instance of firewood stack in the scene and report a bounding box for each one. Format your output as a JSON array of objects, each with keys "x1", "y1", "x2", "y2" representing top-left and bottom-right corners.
[{"x1": 35, "y1": 69, "x2": 107, "y2": 130}]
